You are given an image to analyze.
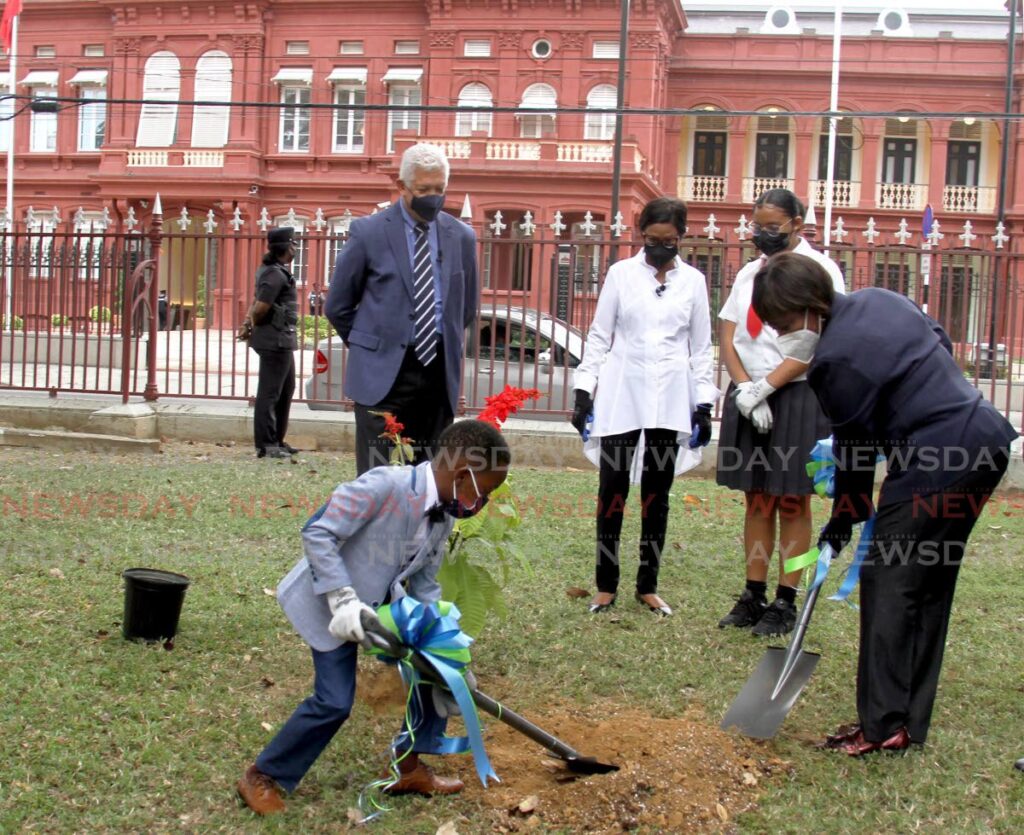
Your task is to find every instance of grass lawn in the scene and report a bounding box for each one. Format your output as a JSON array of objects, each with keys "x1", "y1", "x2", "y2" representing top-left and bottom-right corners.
[{"x1": 1, "y1": 444, "x2": 1022, "y2": 833}]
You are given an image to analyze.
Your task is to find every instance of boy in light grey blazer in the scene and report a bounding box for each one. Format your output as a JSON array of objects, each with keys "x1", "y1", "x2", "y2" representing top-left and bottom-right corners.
[{"x1": 237, "y1": 420, "x2": 510, "y2": 816}]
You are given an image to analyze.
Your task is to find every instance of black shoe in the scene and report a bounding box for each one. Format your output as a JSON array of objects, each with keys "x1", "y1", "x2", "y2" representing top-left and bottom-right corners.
[
  {"x1": 262, "y1": 445, "x2": 291, "y2": 460},
  {"x1": 751, "y1": 598, "x2": 797, "y2": 636},
  {"x1": 588, "y1": 594, "x2": 616, "y2": 614},
  {"x1": 718, "y1": 589, "x2": 768, "y2": 629},
  {"x1": 256, "y1": 447, "x2": 266, "y2": 458},
  {"x1": 280, "y1": 442, "x2": 300, "y2": 455}
]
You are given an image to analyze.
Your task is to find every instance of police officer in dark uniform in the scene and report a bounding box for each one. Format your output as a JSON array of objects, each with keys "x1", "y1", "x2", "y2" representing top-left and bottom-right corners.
[
  {"x1": 238, "y1": 227, "x2": 299, "y2": 459},
  {"x1": 752, "y1": 251, "x2": 1017, "y2": 756}
]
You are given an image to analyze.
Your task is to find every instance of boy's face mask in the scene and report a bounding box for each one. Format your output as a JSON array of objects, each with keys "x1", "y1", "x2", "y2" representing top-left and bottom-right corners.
[{"x1": 442, "y1": 468, "x2": 489, "y2": 519}]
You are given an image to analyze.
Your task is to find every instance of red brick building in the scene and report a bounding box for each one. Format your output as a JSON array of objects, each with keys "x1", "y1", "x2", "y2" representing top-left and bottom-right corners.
[{"x1": 0, "y1": 1, "x2": 1019, "y2": 332}]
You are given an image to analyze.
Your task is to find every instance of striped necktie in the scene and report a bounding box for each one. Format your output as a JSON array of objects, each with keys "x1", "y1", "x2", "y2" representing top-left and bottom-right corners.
[{"x1": 412, "y1": 222, "x2": 438, "y2": 366}]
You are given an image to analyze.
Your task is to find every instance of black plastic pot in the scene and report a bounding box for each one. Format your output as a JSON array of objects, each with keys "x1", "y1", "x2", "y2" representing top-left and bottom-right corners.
[{"x1": 121, "y1": 568, "x2": 190, "y2": 642}]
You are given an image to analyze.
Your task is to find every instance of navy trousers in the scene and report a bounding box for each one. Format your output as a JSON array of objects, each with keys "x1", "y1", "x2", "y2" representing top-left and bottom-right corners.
[{"x1": 255, "y1": 643, "x2": 448, "y2": 792}]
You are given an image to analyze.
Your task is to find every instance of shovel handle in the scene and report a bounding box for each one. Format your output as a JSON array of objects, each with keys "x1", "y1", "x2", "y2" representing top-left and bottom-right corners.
[
  {"x1": 359, "y1": 609, "x2": 584, "y2": 762},
  {"x1": 771, "y1": 544, "x2": 833, "y2": 699}
]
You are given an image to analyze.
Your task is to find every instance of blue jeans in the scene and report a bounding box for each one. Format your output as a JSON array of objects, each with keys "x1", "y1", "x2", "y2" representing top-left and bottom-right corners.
[{"x1": 255, "y1": 643, "x2": 447, "y2": 792}]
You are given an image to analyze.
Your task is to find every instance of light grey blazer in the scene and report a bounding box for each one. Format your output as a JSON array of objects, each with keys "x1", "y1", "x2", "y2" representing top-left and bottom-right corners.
[{"x1": 276, "y1": 462, "x2": 453, "y2": 652}]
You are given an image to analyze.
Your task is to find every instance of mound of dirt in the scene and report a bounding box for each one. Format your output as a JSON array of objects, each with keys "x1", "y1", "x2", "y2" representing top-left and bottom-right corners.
[{"x1": 357, "y1": 665, "x2": 786, "y2": 832}]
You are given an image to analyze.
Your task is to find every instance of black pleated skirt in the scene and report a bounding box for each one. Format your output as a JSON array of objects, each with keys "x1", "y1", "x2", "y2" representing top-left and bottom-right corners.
[{"x1": 716, "y1": 380, "x2": 832, "y2": 496}]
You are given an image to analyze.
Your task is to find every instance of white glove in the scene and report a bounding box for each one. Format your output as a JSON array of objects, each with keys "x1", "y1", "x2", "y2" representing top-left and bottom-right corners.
[
  {"x1": 326, "y1": 586, "x2": 374, "y2": 644},
  {"x1": 430, "y1": 671, "x2": 478, "y2": 718},
  {"x1": 734, "y1": 378, "x2": 776, "y2": 419},
  {"x1": 750, "y1": 400, "x2": 773, "y2": 434}
]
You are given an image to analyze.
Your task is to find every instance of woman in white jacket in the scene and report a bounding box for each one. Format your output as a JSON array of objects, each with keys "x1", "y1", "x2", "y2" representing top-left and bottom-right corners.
[{"x1": 570, "y1": 197, "x2": 718, "y2": 617}]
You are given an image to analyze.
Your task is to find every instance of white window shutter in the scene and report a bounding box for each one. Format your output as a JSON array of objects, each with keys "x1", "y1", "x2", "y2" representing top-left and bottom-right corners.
[
  {"x1": 587, "y1": 84, "x2": 617, "y2": 109},
  {"x1": 136, "y1": 51, "x2": 180, "y2": 148},
  {"x1": 191, "y1": 51, "x2": 232, "y2": 148}
]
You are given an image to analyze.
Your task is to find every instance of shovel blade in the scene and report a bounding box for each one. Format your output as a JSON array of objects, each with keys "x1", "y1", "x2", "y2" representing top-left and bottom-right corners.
[{"x1": 720, "y1": 647, "x2": 821, "y2": 739}]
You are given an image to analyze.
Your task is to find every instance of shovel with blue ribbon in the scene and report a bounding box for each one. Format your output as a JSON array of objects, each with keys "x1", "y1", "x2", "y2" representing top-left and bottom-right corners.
[
  {"x1": 359, "y1": 601, "x2": 619, "y2": 778},
  {"x1": 721, "y1": 437, "x2": 877, "y2": 739}
]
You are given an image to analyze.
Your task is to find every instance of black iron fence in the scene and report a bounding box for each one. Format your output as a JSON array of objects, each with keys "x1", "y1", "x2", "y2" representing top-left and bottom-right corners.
[{"x1": 0, "y1": 220, "x2": 1021, "y2": 429}]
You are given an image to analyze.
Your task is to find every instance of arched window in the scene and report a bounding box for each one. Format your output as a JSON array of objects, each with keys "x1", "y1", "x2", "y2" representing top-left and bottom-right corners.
[
  {"x1": 584, "y1": 84, "x2": 616, "y2": 141},
  {"x1": 455, "y1": 83, "x2": 493, "y2": 137},
  {"x1": 136, "y1": 51, "x2": 180, "y2": 147},
  {"x1": 191, "y1": 50, "x2": 232, "y2": 148},
  {"x1": 517, "y1": 83, "x2": 557, "y2": 139}
]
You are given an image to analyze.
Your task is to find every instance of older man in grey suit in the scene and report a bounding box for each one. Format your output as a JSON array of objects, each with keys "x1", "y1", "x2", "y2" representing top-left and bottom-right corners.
[
  {"x1": 325, "y1": 142, "x2": 479, "y2": 474},
  {"x1": 236, "y1": 420, "x2": 510, "y2": 816}
]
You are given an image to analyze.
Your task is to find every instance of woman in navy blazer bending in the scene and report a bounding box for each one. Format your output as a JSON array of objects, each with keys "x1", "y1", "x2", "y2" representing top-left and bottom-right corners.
[{"x1": 752, "y1": 252, "x2": 1017, "y2": 756}]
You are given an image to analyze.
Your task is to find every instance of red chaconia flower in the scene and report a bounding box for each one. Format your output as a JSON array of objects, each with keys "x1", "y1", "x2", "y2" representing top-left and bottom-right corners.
[
  {"x1": 381, "y1": 413, "x2": 405, "y2": 438},
  {"x1": 477, "y1": 386, "x2": 542, "y2": 430}
]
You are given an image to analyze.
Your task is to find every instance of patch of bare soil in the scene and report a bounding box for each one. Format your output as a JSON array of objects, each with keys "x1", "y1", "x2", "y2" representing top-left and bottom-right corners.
[{"x1": 357, "y1": 665, "x2": 786, "y2": 832}]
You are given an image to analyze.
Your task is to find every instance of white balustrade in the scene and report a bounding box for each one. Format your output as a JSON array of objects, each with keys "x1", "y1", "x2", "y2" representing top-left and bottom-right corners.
[
  {"x1": 556, "y1": 142, "x2": 613, "y2": 163},
  {"x1": 742, "y1": 176, "x2": 794, "y2": 203},
  {"x1": 126, "y1": 150, "x2": 169, "y2": 167},
  {"x1": 183, "y1": 151, "x2": 225, "y2": 167},
  {"x1": 680, "y1": 174, "x2": 727, "y2": 203},
  {"x1": 876, "y1": 182, "x2": 927, "y2": 211},
  {"x1": 485, "y1": 141, "x2": 541, "y2": 161},
  {"x1": 811, "y1": 179, "x2": 860, "y2": 208},
  {"x1": 942, "y1": 184, "x2": 996, "y2": 214}
]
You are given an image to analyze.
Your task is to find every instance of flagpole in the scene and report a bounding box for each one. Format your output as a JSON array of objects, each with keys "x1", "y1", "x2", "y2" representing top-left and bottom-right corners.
[
  {"x1": 4, "y1": 13, "x2": 16, "y2": 332},
  {"x1": 822, "y1": 2, "x2": 842, "y2": 255}
]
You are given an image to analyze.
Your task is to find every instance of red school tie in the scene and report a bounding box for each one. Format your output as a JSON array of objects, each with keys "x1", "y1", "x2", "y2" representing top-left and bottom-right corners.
[{"x1": 747, "y1": 305, "x2": 763, "y2": 339}]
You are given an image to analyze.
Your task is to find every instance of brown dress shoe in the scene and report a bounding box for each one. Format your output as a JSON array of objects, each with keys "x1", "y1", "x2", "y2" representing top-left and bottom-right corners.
[
  {"x1": 840, "y1": 727, "x2": 912, "y2": 757},
  {"x1": 384, "y1": 758, "x2": 464, "y2": 796},
  {"x1": 237, "y1": 764, "x2": 286, "y2": 815}
]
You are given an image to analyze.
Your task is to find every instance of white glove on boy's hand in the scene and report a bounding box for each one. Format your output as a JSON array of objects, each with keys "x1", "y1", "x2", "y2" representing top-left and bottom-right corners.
[
  {"x1": 326, "y1": 586, "x2": 374, "y2": 643},
  {"x1": 735, "y1": 378, "x2": 776, "y2": 419},
  {"x1": 750, "y1": 400, "x2": 773, "y2": 434}
]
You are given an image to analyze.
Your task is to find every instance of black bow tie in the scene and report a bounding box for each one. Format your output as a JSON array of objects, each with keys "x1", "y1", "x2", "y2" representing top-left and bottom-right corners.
[{"x1": 426, "y1": 504, "x2": 446, "y2": 523}]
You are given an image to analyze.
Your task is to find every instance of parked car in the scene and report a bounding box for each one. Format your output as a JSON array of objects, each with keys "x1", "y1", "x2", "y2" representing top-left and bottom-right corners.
[{"x1": 304, "y1": 305, "x2": 585, "y2": 417}]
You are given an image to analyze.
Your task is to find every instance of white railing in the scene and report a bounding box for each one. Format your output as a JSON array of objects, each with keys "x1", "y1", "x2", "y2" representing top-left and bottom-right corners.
[
  {"x1": 486, "y1": 141, "x2": 541, "y2": 161},
  {"x1": 432, "y1": 140, "x2": 471, "y2": 160},
  {"x1": 127, "y1": 150, "x2": 169, "y2": 167},
  {"x1": 679, "y1": 174, "x2": 727, "y2": 203},
  {"x1": 182, "y1": 151, "x2": 225, "y2": 167},
  {"x1": 742, "y1": 176, "x2": 794, "y2": 203},
  {"x1": 811, "y1": 179, "x2": 860, "y2": 208},
  {"x1": 556, "y1": 141, "x2": 613, "y2": 163},
  {"x1": 876, "y1": 182, "x2": 927, "y2": 211},
  {"x1": 943, "y1": 184, "x2": 997, "y2": 214}
]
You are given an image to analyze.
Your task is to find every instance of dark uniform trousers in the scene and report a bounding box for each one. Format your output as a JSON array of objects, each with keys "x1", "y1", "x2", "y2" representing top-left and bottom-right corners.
[
  {"x1": 254, "y1": 349, "x2": 295, "y2": 452},
  {"x1": 353, "y1": 342, "x2": 452, "y2": 475},
  {"x1": 857, "y1": 447, "x2": 1009, "y2": 743},
  {"x1": 595, "y1": 428, "x2": 679, "y2": 596}
]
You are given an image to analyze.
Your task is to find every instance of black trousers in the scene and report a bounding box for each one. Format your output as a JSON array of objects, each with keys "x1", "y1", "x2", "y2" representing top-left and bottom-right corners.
[
  {"x1": 857, "y1": 448, "x2": 1009, "y2": 743},
  {"x1": 595, "y1": 428, "x2": 679, "y2": 595},
  {"x1": 253, "y1": 349, "x2": 295, "y2": 451},
  {"x1": 353, "y1": 346, "x2": 452, "y2": 475}
]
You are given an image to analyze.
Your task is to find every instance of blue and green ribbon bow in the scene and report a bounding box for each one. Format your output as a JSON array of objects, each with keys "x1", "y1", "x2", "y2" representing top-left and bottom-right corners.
[
  {"x1": 367, "y1": 596, "x2": 498, "y2": 787},
  {"x1": 786, "y1": 437, "x2": 878, "y2": 604}
]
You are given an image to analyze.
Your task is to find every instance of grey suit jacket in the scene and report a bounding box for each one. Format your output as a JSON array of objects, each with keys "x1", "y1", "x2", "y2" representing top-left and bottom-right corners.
[
  {"x1": 324, "y1": 202, "x2": 479, "y2": 414},
  {"x1": 276, "y1": 461, "x2": 454, "y2": 652}
]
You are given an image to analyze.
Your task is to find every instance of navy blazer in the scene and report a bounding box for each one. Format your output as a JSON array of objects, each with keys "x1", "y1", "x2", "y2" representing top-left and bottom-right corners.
[
  {"x1": 324, "y1": 202, "x2": 479, "y2": 413},
  {"x1": 808, "y1": 288, "x2": 1017, "y2": 509}
]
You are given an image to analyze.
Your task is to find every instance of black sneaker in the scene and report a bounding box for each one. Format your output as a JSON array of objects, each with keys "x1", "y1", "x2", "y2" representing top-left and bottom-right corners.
[
  {"x1": 280, "y1": 442, "x2": 300, "y2": 455},
  {"x1": 751, "y1": 598, "x2": 797, "y2": 636},
  {"x1": 718, "y1": 589, "x2": 768, "y2": 629}
]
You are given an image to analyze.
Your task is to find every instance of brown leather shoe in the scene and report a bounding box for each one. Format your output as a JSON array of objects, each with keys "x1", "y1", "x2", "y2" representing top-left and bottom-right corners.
[
  {"x1": 840, "y1": 727, "x2": 912, "y2": 757},
  {"x1": 383, "y1": 758, "x2": 464, "y2": 796},
  {"x1": 237, "y1": 765, "x2": 286, "y2": 815}
]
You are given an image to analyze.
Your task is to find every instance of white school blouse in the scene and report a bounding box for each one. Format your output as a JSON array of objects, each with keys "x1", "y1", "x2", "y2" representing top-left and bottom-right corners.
[
  {"x1": 573, "y1": 250, "x2": 719, "y2": 477},
  {"x1": 718, "y1": 237, "x2": 847, "y2": 382}
]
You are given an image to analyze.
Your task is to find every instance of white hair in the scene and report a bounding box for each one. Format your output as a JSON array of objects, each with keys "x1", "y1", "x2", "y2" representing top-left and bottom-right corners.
[{"x1": 399, "y1": 143, "x2": 450, "y2": 187}]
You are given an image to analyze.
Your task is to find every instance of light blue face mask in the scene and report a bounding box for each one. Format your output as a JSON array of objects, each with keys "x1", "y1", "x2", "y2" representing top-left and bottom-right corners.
[{"x1": 776, "y1": 309, "x2": 820, "y2": 363}]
